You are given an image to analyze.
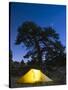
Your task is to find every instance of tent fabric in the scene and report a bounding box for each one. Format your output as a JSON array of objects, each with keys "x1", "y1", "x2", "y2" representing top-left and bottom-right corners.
[{"x1": 17, "y1": 69, "x2": 52, "y2": 83}]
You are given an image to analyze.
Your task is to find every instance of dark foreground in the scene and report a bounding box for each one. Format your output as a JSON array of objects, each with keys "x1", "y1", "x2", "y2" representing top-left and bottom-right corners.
[
  {"x1": 10, "y1": 66, "x2": 66, "y2": 88},
  {"x1": 10, "y1": 76, "x2": 66, "y2": 88}
]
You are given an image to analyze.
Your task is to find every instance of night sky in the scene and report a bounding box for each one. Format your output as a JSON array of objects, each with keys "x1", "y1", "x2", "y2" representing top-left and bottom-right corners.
[{"x1": 10, "y1": 2, "x2": 66, "y2": 62}]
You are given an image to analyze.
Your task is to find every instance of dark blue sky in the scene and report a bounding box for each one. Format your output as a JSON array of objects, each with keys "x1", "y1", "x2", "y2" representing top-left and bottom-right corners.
[{"x1": 10, "y1": 2, "x2": 66, "y2": 62}]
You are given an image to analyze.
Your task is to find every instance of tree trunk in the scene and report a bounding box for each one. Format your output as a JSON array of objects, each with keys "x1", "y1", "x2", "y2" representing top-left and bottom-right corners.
[{"x1": 33, "y1": 36, "x2": 42, "y2": 70}]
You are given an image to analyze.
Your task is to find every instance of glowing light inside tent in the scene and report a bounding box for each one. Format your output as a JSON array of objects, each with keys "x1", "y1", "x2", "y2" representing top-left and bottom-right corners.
[
  {"x1": 22, "y1": 69, "x2": 41, "y2": 83},
  {"x1": 17, "y1": 69, "x2": 52, "y2": 83},
  {"x1": 31, "y1": 69, "x2": 41, "y2": 82}
]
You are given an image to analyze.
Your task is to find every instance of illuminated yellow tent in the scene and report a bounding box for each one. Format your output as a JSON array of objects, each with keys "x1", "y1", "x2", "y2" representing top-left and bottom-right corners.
[{"x1": 17, "y1": 69, "x2": 52, "y2": 83}]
